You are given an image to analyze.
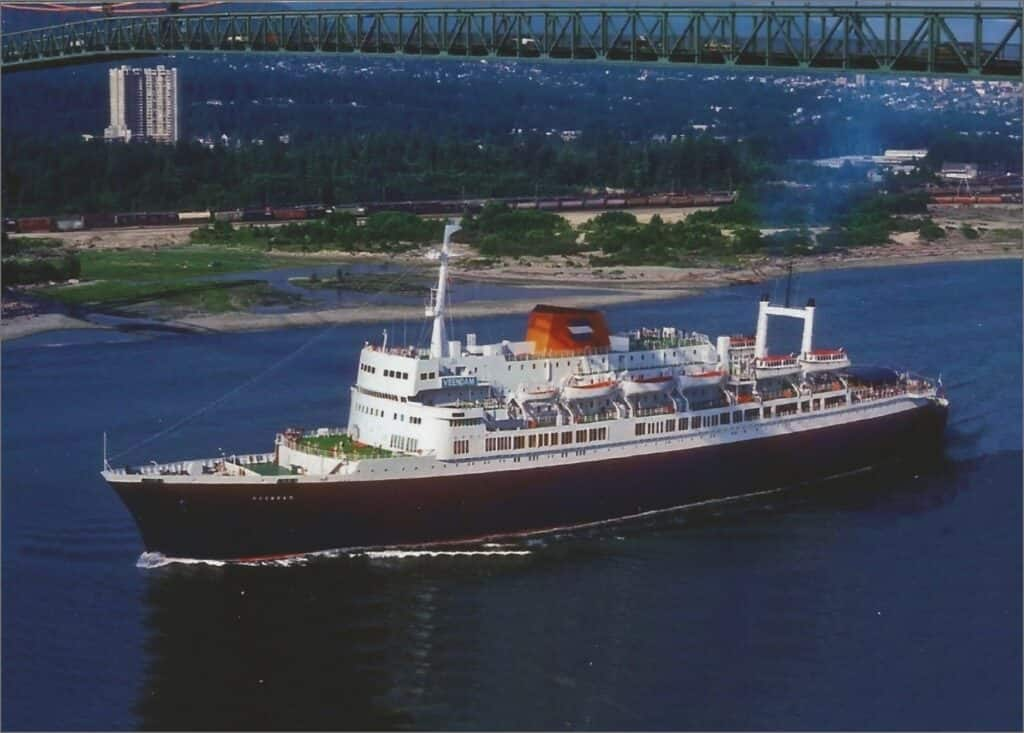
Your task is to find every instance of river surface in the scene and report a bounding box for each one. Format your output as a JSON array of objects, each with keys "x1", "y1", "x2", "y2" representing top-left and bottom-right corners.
[{"x1": 2, "y1": 259, "x2": 1021, "y2": 730}]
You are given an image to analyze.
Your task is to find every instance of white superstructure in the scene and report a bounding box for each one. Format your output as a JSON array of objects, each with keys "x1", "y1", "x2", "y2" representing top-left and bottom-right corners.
[{"x1": 325, "y1": 231, "x2": 940, "y2": 469}]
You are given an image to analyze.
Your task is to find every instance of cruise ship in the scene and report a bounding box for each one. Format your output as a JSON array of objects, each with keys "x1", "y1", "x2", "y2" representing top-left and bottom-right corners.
[{"x1": 103, "y1": 224, "x2": 949, "y2": 560}]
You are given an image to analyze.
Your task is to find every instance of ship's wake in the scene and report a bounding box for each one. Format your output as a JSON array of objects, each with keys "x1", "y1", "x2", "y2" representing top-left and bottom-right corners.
[
  {"x1": 353, "y1": 548, "x2": 533, "y2": 560},
  {"x1": 136, "y1": 552, "x2": 228, "y2": 569},
  {"x1": 136, "y1": 545, "x2": 532, "y2": 569}
]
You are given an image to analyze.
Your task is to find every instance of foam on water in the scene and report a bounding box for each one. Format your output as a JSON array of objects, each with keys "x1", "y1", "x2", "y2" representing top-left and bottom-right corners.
[
  {"x1": 354, "y1": 549, "x2": 532, "y2": 559},
  {"x1": 135, "y1": 546, "x2": 532, "y2": 569},
  {"x1": 136, "y1": 552, "x2": 227, "y2": 569}
]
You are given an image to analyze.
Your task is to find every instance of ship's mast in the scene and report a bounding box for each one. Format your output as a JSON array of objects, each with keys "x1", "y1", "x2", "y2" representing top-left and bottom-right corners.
[{"x1": 429, "y1": 222, "x2": 461, "y2": 359}]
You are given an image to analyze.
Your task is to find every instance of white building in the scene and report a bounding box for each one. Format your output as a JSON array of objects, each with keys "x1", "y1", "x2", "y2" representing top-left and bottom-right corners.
[
  {"x1": 104, "y1": 65, "x2": 179, "y2": 144},
  {"x1": 939, "y1": 162, "x2": 979, "y2": 181},
  {"x1": 881, "y1": 149, "x2": 928, "y2": 163}
]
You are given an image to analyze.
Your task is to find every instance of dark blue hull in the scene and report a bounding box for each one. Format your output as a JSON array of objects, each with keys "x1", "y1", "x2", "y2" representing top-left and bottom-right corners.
[{"x1": 110, "y1": 401, "x2": 949, "y2": 560}]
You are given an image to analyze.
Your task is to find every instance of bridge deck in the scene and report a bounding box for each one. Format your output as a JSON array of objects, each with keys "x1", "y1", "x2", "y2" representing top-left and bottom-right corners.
[{"x1": 1, "y1": 6, "x2": 1021, "y2": 78}]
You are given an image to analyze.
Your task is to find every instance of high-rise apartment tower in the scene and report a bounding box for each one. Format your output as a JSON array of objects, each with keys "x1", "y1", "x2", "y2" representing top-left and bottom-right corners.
[{"x1": 104, "y1": 65, "x2": 179, "y2": 143}]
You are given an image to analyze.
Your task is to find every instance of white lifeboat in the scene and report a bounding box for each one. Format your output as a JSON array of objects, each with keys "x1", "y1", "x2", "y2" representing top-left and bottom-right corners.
[
  {"x1": 561, "y1": 375, "x2": 618, "y2": 400},
  {"x1": 754, "y1": 354, "x2": 802, "y2": 380},
  {"x1": 514, "y1": 383, "x2": 560, "y2": 403},
  {"x1": 676, "y1": 365, "x2": 727, "y2": 390},
  {"x1": 799, "y1": 348, "x2": 851, "y2": 372},
  {"x1": 620, "y1": 373, "x2": 675, "y2": 397}
]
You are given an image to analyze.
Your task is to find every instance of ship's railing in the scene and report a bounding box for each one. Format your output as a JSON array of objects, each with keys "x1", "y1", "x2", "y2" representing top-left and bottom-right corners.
[
  {"x1": 759, "y1": 387, "x2": 800, "y2": 402},
  {"x1": 506, "y1": 346, "x2": 612, "y2": 361},
  {"x1": 905, "y1": 378, "x2": 935, "y2": 395},
  {"x1": 633, "y1": 405, "x2": 676, "y2": 418},
  {"x1": 755, "y1": 355, "x2": 800, "y2": 368},
  {"x1": 363, "y1": 344, "x2": 430, "y2": 359},
  {"x1": 501, "y1": 334, "x2": 709, "y2": 363},
  {"x1": 808, "y1": 379, "x2": 845, "y2": 394},
  {"x1": 801, "y1": 349, "x2": 848, "y2": 363},
  {"x1": 278, "y1": 428, "x2": 402, "y2": 459},
  {"x1": 451, "y1": 397, "x2": 504, "y2": 410},
  {"x1": 630, "y1": 334, "x2": 710, "y2": 351},
  {"x1": 108, "y1": 452, "x2": 276, "y2": 477},
  {"x1": 687, "y1": 399, "x2": 732, "y2": 411},
  {"x1": 849, "y1": 384, "x2": 922, "y2": 403},
  {"x1": 106, "y1": 461, "x2": 199, "y2": 477},
  {"x1": 572, "y1": 409, "x2": 620, "y2": 424}
]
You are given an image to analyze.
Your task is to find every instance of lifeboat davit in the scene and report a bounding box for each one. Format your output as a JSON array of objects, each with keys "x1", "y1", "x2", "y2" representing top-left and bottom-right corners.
[
  {"x1": 676, "y1": 366, "x2": 726, "y2": 390},
  {"x1": 514, "y1": 383, "x2": 560, "y2": 403},
  {"x1": 620, "y1": 373, "x2": 675, "y2": 397},
  {"x1": 561, "y1": 375, "x2": 618, "y2": 400}
]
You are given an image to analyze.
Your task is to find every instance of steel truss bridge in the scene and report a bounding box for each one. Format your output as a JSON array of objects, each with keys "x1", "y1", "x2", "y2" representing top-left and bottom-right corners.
[{"x1": 1, "y1": 5, "x2": 1021, "y2": 78}]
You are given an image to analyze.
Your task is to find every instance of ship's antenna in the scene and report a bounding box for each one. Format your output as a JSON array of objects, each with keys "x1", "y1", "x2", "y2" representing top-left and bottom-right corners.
[
  {"x1": 103, "y1": 431, "x2": 111, "y2": 471},
  {"x1": 382, "y1": 328, "x2": 388, "y2": 351},
  {"x1": 783, "y1": 261, "x2": 794, "y2": 308},
  {"x1": 430, "y1": 220, "x2": 462, "y2": 359}
]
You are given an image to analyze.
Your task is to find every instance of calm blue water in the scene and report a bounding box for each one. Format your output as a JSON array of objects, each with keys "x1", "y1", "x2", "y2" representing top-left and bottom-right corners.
[{"x1": 2, "y1": 260, "x2": 1021, "y2": 730}]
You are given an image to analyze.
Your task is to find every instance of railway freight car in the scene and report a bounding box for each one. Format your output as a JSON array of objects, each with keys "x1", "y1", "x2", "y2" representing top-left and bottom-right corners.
[
  {"x1": 113, "y1": 213, "x2": 141, "y2": 226},
  {"x1": 16, "y1": 217, "x2": 51, "y2": 233},
  {"x1": 271, "y1": 207, "x2": 307, "y2": 220},
  {"x1": 145, "y1": 212, "x2": 179, "y2": 226},
  {"x1": 54, "y1": 216, "x2": 85, "y2": 232},
  {"x1": 83, "y1": 213, "x2": 115, "y2": 229},
  {"x1": 241, "y1": 208, "x2": 274, "y2": 221},
  {"x1": 178, "y1": 211, "x2": 212, "y2": 223}
]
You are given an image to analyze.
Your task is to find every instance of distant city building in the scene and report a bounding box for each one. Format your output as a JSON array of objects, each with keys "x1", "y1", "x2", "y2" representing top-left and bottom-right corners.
[
  {"x1": 104, "y1": 65, "x2": 179, "y2": 144},
  {"x1": 881, "y1": 149, "x2": 928, "y2": 163},
  {"x1": 939, "y1": 162, "x2": 979, "y2": 181},
  {"x1": 812, "y1": 148, "x2": 928, "y2": 174}
]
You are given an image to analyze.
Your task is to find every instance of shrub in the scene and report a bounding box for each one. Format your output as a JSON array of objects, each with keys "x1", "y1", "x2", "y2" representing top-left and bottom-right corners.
[
  {"x1": 960, "y1": 223, "x2": 980, "y2": 240},
  {"x1": 2, "y1": 253, "x2": 81, "y2": 286},
  {"x1": 918, "y1": 219, "x2": 946, "y2": 242}
]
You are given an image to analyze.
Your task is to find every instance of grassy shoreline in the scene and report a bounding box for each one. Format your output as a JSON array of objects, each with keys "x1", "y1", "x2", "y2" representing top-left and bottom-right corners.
[
  {"x1": 3, "y1": 247, "x2": 1019, "y2": 343},
  {"x1": 4, "y1": 200, "x2": 1019, "y2": 341}
]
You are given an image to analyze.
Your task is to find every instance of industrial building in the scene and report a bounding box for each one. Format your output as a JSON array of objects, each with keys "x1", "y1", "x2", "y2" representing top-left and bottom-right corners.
[{"x1": 939, "y1": 162, "x2": 979, "y2": 181}]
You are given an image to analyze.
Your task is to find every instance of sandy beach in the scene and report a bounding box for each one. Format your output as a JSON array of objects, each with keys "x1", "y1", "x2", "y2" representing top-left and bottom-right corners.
[{"x1": 0, "y1": 313, "x2": 110, "y2": 341}]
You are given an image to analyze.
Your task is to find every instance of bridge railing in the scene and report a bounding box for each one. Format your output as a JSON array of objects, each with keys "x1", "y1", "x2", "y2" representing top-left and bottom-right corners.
[{"x1": 2, "y1": 7, "x2": 1021, "y2": 78}]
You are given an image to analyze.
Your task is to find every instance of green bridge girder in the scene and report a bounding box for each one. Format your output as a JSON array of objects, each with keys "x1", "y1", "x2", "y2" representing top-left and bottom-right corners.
[{"x1": 1, "y1": 5, "x2": 1021, "y2": 78}]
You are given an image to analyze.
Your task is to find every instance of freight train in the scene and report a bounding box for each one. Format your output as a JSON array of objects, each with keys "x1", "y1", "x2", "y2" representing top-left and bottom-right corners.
[
  {"x1": 4, "y1": 191, "x2": 738, "y2": 234},
  {"x1": 929, "y1": 193, "x2": 1022, "y2": 205},
  {"x1": 926, "y1": 180, "x2": 1023, "y2": 206}
]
